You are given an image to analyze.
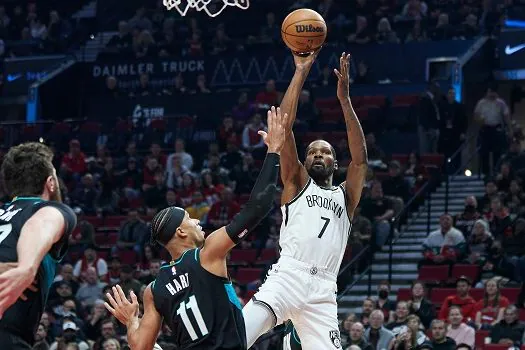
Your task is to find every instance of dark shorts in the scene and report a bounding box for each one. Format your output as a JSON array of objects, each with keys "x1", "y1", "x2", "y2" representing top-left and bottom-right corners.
[{"x1": 0, "y1": 329, "x2": 32, "y2": 350}]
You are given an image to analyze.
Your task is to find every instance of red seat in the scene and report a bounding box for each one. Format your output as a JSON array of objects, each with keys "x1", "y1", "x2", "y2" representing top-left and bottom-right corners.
[
  {"x1": 484, "y1": 345, "x2": 509, "y2": 350},
  {"x1": 80, "y1": 121, "x2": 101, "y2": 133},
  {"x1": 397, "y1": 288, "x2": 411, "y2": 301},
  {"x1": 321, "y1": 109, "x2": 341, "y2": 123},
  {"x1": 392, "y1": 94, "x2": 420, "y2": 106},
  {"x1": 245, "y1": 290, "x2": 257, "y2": 300},
  {"x1": 470, "y1": 288, "x2": 484, "y2": 300},
  {"x1": 451, "y1": 264, "x2": 480, "y2": 283},
  {"x1": 421, "y1": 154, "x2": 445, "y2": 167},
  {"x1": 431, "y1": 288, "x2": 455, "y2": 305},
  {"x1": 258, "y1": 249, "x2": 277, "y2": 264},
  {"x1": 84, "y1": 216, "x2": 103, "y2": 227},
  {"x1": 119, "y1": 250, "x2": 137, "y2": 265},
  {"x1": 475, "y1": 330, "x2": 490, "y2": 349},
  {"x1": 418, "y1": 265, "x2": 449, "y2": 284},
  {"x1": 519, "y1": 309, "x2": 525, "y2": 321},
  {"x1": 97, "y1": 251, "x2": 109, "y2": 261},
  {"x1": 362, "y1": 95, "x2": 386, "y2": 107},
  {"x1": 150, "y1": 118, "x2": 166, "y2": 130},
  {"x1": 501, "y1": 288, "x2": 520, "y2": 301},
  {"x1": 104, "y1": 216, "x2": 127, "y2": 228},
  {"x1": 235, "y1": 268, "x2": 262, "y2": 284},
  {"x1": 315, "y1": 97, "x2": 339, "y2": 110},
  {"x1": 229, "y1": 249, "x2": 258, "y2": 265}
]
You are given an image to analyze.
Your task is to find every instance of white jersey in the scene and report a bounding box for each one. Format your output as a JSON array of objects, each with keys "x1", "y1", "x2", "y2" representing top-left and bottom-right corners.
[{"x1": 279, "y1": 178, "x2": 352, "y2": 275}]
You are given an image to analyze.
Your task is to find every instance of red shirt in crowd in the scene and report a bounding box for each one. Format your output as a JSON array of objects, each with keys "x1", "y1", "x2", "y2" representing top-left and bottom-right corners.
[
  {"x1": 62, "y1": 152, "x2": 87, "y2": 174},
  {"x1": 255, "y1": 90, "x2": 279, "y2": 105},
  {"x1": 439, "y1": 295, "x2": 477, "y2": 321},
  {"x1": 472, "y1": 296, "x2": 510, "y2": 325}
]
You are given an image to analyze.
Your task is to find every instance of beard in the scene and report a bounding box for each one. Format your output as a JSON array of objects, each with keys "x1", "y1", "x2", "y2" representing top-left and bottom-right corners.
[{"x1": 307, "y1": 164, "x2": 334, "y2": 184}]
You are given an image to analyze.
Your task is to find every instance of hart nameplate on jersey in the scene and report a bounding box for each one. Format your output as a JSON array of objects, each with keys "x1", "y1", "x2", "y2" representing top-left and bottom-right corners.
[{"x1": 165, "y1": 273, "x2": 190, "y2": 295}]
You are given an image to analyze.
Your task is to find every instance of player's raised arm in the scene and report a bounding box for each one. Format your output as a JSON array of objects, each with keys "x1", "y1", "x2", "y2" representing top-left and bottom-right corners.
[
  {"x1": 279, "y1": 51, "x2": 319, "y2": 202},
  {"x1": 335, "y1": 53, "x2": 368, "y2": 216},
  {"x1": 105, "y1": 285, "x2": 162, "y2": 350},
  {"x1": 200, "y1": 106, "x2": 288, "y2": 276},
  {"x1": 0, "y1": 205, "x2": 76, "y2": 318}
]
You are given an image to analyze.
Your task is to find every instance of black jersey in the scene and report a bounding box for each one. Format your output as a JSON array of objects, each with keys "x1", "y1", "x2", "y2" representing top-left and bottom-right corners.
[
  {"x1": 0, "y1": 197, "x2": 76, "y2": 345},
  {"x1": 152, "y1": 248, "x2": 246, "y2": 349}
]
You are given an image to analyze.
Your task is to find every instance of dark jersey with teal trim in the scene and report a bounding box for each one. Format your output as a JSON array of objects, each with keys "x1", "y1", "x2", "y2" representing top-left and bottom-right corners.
[
  {"x1": 152, "y1": 248, "x2": 246, "y2": 349},
  {"x1": 283, "y1": 322, "x2": 302, "y2": 350},
  {"x1": 0, "y1": 198, "x2": 76, "y2": 345}
]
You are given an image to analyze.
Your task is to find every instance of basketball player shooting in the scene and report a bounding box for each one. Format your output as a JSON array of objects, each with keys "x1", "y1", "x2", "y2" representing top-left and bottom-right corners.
[
  {"x1": 104, "y1": 106, "x2": 288, "y2": 350},
  {"x1": 243, "y1": 52, "x2": 368, "y2": 349}
]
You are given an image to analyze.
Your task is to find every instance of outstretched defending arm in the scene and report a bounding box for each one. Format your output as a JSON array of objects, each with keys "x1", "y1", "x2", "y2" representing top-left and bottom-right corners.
[
  {"x1": 335, "y1": 53, "x2": 368, "y2": 216},
  {"x1": 200, "y1": 107, "x2": 288, "y2": 277},
  {"x1": 105, "y1": 285, "x2": 162, "y2": 350},
  {"x1": 279, "y1": 52, "x2": 319, "y2": 203}
]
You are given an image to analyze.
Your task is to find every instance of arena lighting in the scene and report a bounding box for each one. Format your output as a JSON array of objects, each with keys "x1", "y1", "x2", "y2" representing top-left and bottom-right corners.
[
  {"x1": 505, "y1": 19, "x2": 525, "y2": 28},
  {"x1": 38, "y1": 137, "x2": 44, "y2": 143},
  {"x1": 464, "y1": 169, "x2": 472, "y2": 177}
]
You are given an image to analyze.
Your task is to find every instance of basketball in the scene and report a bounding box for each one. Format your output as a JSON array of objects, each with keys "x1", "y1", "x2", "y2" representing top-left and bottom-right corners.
[{"x1": 281, "y1": 9, "x2": 327, "y2": 54}]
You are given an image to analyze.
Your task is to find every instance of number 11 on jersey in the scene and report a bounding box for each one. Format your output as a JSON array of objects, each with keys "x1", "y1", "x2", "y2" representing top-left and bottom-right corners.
[{"x1": 177, "y1": 295, "x2": 209, "y2": 341}]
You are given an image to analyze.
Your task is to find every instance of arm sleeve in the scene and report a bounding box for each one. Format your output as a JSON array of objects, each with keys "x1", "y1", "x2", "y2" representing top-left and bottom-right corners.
[
  {"x1": 225, "y1": 153, "x2": 279, "y2": 244},
  {"x1": 33, "y1": 201, "x2": 77, "y2": 261}
]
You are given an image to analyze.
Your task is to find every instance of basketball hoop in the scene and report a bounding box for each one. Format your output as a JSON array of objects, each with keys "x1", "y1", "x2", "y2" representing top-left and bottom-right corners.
[{"x1": 163, "y1": 0, "x2": 249, "y2": 17}]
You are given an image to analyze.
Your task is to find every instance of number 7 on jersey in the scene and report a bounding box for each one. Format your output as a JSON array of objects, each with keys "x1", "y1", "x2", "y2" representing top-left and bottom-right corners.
[{"x1": 318, "y1": 217, "x2": 330, "y2": 238}]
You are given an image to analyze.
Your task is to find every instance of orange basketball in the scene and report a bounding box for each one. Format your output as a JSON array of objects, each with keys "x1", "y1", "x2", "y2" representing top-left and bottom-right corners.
[{"x1": 281, "y1": 9, "x2": 327, "y2": 54}]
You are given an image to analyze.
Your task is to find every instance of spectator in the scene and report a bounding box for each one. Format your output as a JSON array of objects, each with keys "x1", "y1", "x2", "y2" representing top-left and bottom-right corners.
[
  {"x1": 101, "y1": 338, "x2": 121, "y2": 350},
  {"x1": 144, "y1": 171, "x2": 168, "y2": 216},
  {"x1": 485, "y1": 196, "x2": 512, "y2": 238},
  {"x1": 503, "y1": 218, "x2": 525, "y2": 282},
  {"x1": 165, "y1": 154, "x2": 188, "y2": 190},
  {"x1": 438, "y1": 277, "x2": 476, "y2": 322},
  {"x1": 348, "y1": 322, "x2": 374, "y2": 350},
  {"x1": 394, "y1": 315, "x2": 428, "y2": 350},
  {"x1": 446, "y1": 306, "x2": 475, "y2": 348},
  {"x1": 382, "y1": 160, "x2": 411, "y2": 202},
  {"x1": 296, "y1": 90, "x2": 319, "y2": 129},
  {"x1": 207, "y1": 187, "x2": 240, "y2": 229},
  {"x1": 92, "y1": 319, "x2": 118, "y2": 350},
  {"x1": 364, "y1": 310, "x2": 395, "y2": 350},
  {"x1": 465, "y1": 219, "x2": 493, "y2": 266},
  {"x1": 477, "y1": 179, "x2": 499, "y2": 213},
  {"x1": 166, "y1": 138, "x2": 193, "y2": 171},
  {"x1": 498, "y1": 139, "x2": 525, "y2": 172},
  {"x1": 439, "y1": 87, "x2": 467, "y2": 168},
  {"x1": 258, "y1": 12, "x2": 279, "y2": 43},
  {"x1": 33, "y1": 323, "x2": 49, "y2": 350},
  {"x1": 73, "y1": 245, "x2": 108, "y2": 282},
  {"x1": 376, "y1": 18, "x2": 399, "y2": 44},
  {"x1": 431, "y1": 13, "x2": 455, "y2": 40},
  {"x1": 504, "y1": 180, "x2": 525, "y2": 215},
  {"x1": 489, "y1": 305, "x2": 525, "y2": 345},
  {"x1": 341, "y1": 313, "x2": 357, "y2": 348},
  {"x1": 52, "y1": 263, "x2": 79, "y2": 295},
  {"x1": 405, "y1": 20, "x2": 428, "y2": 43},
  {"x1": 421, "y1": 214, "x2": 465, "y2": 267},
  {"x1": 404, "y1": 152, "x2": 427, "y2": 187},
  {"x1": 255, "y1": 79, "x2": 280, "y2": 106},
  {"x1": 454, "y1": 196, "x2": 482, "y2": 239},
  {"x1": 361, "y1": 181, "x2": 394, "y2": 248},
  {"x1": 119, "y1": 264, "x2": 143, "y2": 298},
  {"x1": 107, "y1": 21, "x2": 132, "y2": 52},
  {"x1": 474, "y1": 278, "x2": 509, "y2": 330},
  {"x1": 376, "y1": 281, "x2": 396, "y2": 323},
  {"x1": 360, "y1": 297, "x2": 376, "y2": 327},
  {"x1": 112, "y1": 209, "x2": 149, "y2": 256},
  {"x1": 242, "y1": 113, "x2": 267, "y2": 156},
  {"x1": 221, "y1": 139, "x2": 244, "y2": 171},
  {"x1": 83, "y1": 300, "x2": 109, "y2": 343},
  {"x1": 408, "y1": 281, "x2": 436, "y2": 329},
  {"x1": 193, "y1": 74, "x2": 211, "y2": 94},
  {"x1": 61, "y1": 139, "x2": 87, "y2": 179},
  {"x1": 419, "y1": 82, "x2": 442, "y2": 154},
  {"x1": 348, "y1": 16, "x2": 371, "y2": 44},
  {"x1": 386, "y1": 301, "x2": 410, "y2": 336},
  {"x1": 474, "y1": 86, "x2": 512, "y2": 175},
  {"x1": 425, "y1": 319, "x2": 456, "y2": 350},
  {"x1": 496, "y1": 162, "x2": 514, "y2": 192},
  {"x1": 147, "y1": 142, "x2": 167, "y2": 169},
  {"x1": 365, "y1": 133, "x2": 386, "y2": 167},
  {"x1": 75, "y1": 267, "x2": 107, "y2": 309},
  {"x1": 70, "y1": 174, "x2": 99, "y2": 215},
  {"x1": 400, "y1": 0, "x2": 428, "y2": 20},
  {"x1": 49, "y1": 319, "x2": 89, "y2": 350},
  {"x1": 139, "y1": 259, "x2": 161, "y2": 285},
  {"x1": 185, "y1": 192, "x2": 210, "y2": 224},
  {"x1": 231, "y1": 153, "x2": 260, "y2": 195}
]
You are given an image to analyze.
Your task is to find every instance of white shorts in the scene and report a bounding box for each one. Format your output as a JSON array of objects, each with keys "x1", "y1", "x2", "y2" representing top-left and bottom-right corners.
[{"x1": 249, "y1": 256, "x2": 342, "y2": 350}]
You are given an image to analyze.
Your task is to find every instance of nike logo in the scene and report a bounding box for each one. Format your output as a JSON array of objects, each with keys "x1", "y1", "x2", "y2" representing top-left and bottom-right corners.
[
  {"x1": 6, "y1": 74, "x2": 22, "y2": 82},
  {"x1": 505, "y1": 44, "x2": 525, "y2": 55}
]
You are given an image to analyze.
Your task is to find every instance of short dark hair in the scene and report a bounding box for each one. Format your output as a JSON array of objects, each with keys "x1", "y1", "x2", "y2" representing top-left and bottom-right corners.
[
  {"x1": 1, "y1": 142, "x2": 55, "y2": 198},
  {"x1": 305, "y1": 140, "x2": 337, "y2": 160}
]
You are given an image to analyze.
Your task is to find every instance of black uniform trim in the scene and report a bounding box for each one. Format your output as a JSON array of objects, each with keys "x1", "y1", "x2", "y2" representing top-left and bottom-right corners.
[
  {"x1": 252, "y1": 296, "x2": 277, "y2": 328},
  {"x1": 284, "y1": 178, "x2": 312, "y2": 226}
]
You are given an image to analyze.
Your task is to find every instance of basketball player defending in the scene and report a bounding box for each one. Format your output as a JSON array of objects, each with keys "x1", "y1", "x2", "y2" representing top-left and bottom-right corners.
[
  {"x1": 104, "y1": 107, "x2": 287, "y2": 350},
  {"x1": 0, "y1": 142, "x2": 77, "y2": 349},
  {"x1": 243, "y1": 52, "x2": 368, "y2": 349}
]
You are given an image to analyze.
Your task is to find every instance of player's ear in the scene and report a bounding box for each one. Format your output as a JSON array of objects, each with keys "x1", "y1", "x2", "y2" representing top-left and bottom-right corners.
[
  {"x1": 176, "y1": 227, "x2": 187, "y2": 239},
  {"x1": 45, "y1": 175, "x2": 56, "y2": 193}
]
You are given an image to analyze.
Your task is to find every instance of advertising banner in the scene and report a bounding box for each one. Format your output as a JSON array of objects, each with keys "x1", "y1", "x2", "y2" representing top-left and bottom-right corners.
[{"x1": 499, "y1": 29, "x2": 525, "y2": 70}]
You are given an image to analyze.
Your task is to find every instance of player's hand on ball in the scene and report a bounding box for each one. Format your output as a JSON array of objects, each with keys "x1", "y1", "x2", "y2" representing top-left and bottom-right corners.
[
  {"x1": 293, "y1": 47, "x2": 321, "y2": 71},
  {"x1": 258, "y1": 106, "x2": 289, "y2": 155},
  {"x1": 104, "y1": 285, "x2": 140, "y2": 327},
  {"x1": 334, "y1": 52, "x2": 351, "y2": 100}
]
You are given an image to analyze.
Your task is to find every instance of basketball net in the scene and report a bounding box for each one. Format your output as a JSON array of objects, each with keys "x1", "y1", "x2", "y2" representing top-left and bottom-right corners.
[{"x1": 163, "y1": 0, "x2": 249, "y2": 17}]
